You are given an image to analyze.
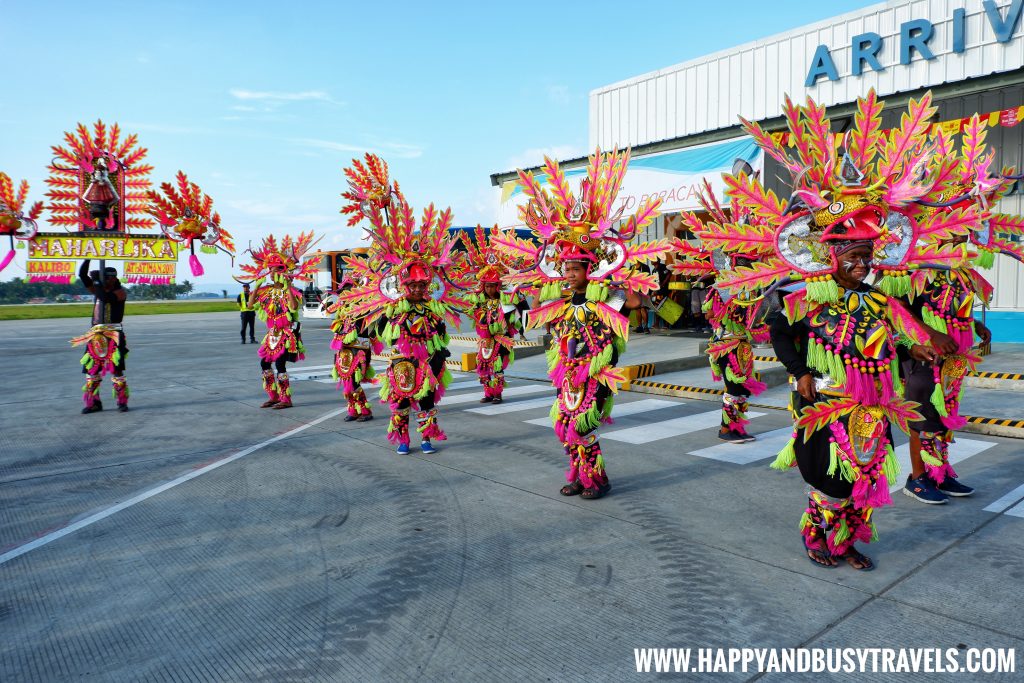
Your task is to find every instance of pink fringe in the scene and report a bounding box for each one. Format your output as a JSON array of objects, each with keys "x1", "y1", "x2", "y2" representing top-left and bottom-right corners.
[
  {"x1": 189, "y1": 253, "x2": 204, "y2": 276},
  {"x1": 726, "y1": 418, "x2": 750, "y2": 433},
  {"x1": 925, "y1": 461, "x2": 959, "y2": 485},
  {"x1": 329, "y1": 338, "x2": 344, "y2": 351},
  {"x1": 421, "y1": 422, "x2": 447, "y2": 441},
  {"x1": 743, "y1": 378, "x2": 768, "y2": 395}
]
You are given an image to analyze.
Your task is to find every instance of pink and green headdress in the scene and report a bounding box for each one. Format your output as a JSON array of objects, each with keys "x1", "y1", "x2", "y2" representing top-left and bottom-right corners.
[
  {"x1": 146, "y1": 171, "x2": 235, "y2": 277},
  {"x1": 494, "y1": 148, "x2": 673, "y2": 302},
  {"x1": 705, "y1": 90, "x2": 971, "y2": 303},
  {"x1": 459, "y1": 224, "x2": 526, "y2": 288},
  {"x1": 334, "y1": 154, "x2": 472, "y2": 327},
  {"x1": 235, "y1": 232, "x2": 320, "y2": 285}
]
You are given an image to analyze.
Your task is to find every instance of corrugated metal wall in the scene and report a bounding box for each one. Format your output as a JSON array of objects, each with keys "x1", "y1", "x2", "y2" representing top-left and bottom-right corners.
[{"x1": 590, "y1": 0, "x2": 1024, "y2": 149}]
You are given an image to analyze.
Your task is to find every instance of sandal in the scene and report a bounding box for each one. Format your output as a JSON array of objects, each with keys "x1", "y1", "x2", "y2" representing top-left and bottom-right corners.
[
  {"x1": 260, "y1": 400, "x2": 278, "y2": 408},
  {"x1": 580, "y1": 482, "x2": 611, "y2": 500},
  {"x1": 839, "y1": 547, "x2": 875, "y2": 571},
  {"x1": 560, "y1": 482, "x2": 584, "y2": 497},
  {"x1": 806, "y1": 546, "x2": 837, "y2": 568}
]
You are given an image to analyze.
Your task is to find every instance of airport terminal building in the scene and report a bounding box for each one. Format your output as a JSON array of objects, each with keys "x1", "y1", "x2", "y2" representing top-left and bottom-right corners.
[{"x1": 491, "y1": 0, "x2": 1024, "y2": 311}]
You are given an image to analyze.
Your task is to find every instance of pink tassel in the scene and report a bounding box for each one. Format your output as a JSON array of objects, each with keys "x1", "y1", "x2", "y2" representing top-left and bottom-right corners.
[
  {"x1": 329, "y1": 338, "x2": 344, "y2": 351},
  {"x1": 189, "y1": 253, "x2": 204, "y2": 277},
  {"x1": 850, "y1": 477, "x2": 871, "y2": 508},
  {"x1": 866, "y1": 476, "x2": 893, "y2": 507},
  {"x1": 744, "y1": 378, "x2": 768, "y2": 395},
  {"x1": 0, "y1": 249, "x2": 15, "y2": 272},
  {"x1": 726, "y1": 419, "x2": 750, "y2": 433}
]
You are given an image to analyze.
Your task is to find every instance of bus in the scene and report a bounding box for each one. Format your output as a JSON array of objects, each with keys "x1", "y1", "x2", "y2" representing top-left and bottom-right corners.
[{"x1": 301, "y1": 247, "x2": 370, "y2": 319}]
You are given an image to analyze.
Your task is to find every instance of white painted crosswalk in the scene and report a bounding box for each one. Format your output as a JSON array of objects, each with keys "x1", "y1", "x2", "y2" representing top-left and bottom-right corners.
[
  {"x1": 523, "y1": 398, "x2": 678, "y2": 427},
  {"x1": 467, "y1": 396, "x2": 556, "y2": 415},
  {"x1": 290, "y1": 370, "x2": 1010, "y2": 479},
  {"x1": 888, "y1": 438, "x2": 996, "y2": 493},
  {"x1": 983, "y1": 483, "x2": 1024, "y2": 514},
  {"x1": 686, "y1": 427, "x2": 792, "y2": 465}
]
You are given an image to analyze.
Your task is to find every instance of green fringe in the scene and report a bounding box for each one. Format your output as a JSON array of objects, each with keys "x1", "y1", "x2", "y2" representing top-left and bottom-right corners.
[
  {"x1": 366, "y1": 365, "x2": 377, "y2": 381},
  {"x1": 882, "y1": 444, "x2": 900, "y2": 481},
  {"x1": 875, "y1": 273, "x2": 911, "y2": 297},
  {"x1": 548, "y1": 399, "x2": 560, "y2": 425},
  {"x1": 545, "y1": 346, "x2": 559, "y2": 373},
  {"x1": 378, "y1": 375, "x2": 391, "y2": 402},
  {"x1": 770, "y1": 437, "x2": 797, "y2": 471},
  {"x1": 890, "y1": 358, "x2": 903, "y2": 396},
  {"x1": 200, "y1": 244, "x2": 217, "y2": 254},
  {"x1": 919, "y1": 441, "x2": 943, "y2": 468},
  {"x1": 81, "y1": 354, "x2": 93, "y2": 369},
  {"x1": 589, "y1": 345, "x2": 613, "y2": 378},
  {"x1": 112, "y1": 349, "x2": 122, "y2": 366},
  {"x1": 594, "y1": 451, "x2": 605, "y2": 472},
  {"x1": 930, "y1": 383, "x2": 948, "y2": 417},
  {"x1": 869, "y1": 520, "x2": 879, "y2": 543},
  {"x1": 413, "y1": 376, "x2": 432, "y2": 400},
  {"x1": 508, "y1": 349, "x2": 516, "y2": 366},
  {"x1": 440, "y1": 368, "x2": 453, "y2": 388},
  {"x1": 923, "y1": 308, "x2": 948, "y2": 334},
  {"x1": 833, "y1": 518, "x2": 851, "y2": 546},
  {"x1": 826, "y1": 441, "x2": 839, "y2": 476},
  {"x1": 839, "y1": 457, "x2": 856, "y2": 483},
  {"x1": 725, "y1": 366, "x2": 745, "y2": 384},
  {"x1": 398, "y1": 299, "x2": 411, "y2": 313},
  {"x1": 805, "y1": 278, "x2": 840, "y2": 304},
  {"x1": 798, "y1": 511, "x2": 812, "y2": 531},
  {"x1": 975, "y1": 248, "x2": 995, "y2": 270},
  {"x1": 574, "y1": 403, "x2": 602, "y2": 435},
  {"x1": 602, "y1": 395, "x2": 615, "y2": 419},
  {"x1": 331, "y1": 365, "x2": 340, "y2": 380},
  {"x1": 613, "y1": 337, "x2": 627, "y2": 355},
  {"x1": 343, "y1": 330, "x2": 358, "y2": 344}
]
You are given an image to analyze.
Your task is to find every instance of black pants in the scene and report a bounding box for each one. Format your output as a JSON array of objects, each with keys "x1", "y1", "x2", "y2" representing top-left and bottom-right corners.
[
  {"x1": 260, "y1": 357, "x2": 288, "y2": 373},
  {"x1": 240, "y1": 311, "x2": 256, "y2": 340}
]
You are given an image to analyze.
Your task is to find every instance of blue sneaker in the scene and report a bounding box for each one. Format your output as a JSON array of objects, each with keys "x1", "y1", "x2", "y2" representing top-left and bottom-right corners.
[
  {"x1": 937, "y1": 477, "x2": 975, "y2": 497},
  {"x1": 396, "y1": 443, "x2": 410, "y2": 455},
  {"x1": 903, "y1": 474, "x2": 948, "y2": 505},
  {"x1": 420, "y1": 441, "x2": 437, "y2": 455}
]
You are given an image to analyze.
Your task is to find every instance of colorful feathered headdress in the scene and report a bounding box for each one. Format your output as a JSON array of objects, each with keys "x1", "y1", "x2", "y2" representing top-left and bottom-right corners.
[
  {"x1": 235, "y1": 232, "x2": 320, "y2": 284},
  {"x1": 147, "y1": 171, "x2": 235, "y2": 277},
  {"x1": 460, "y1": 224, "x2": 527, "y2": 286},
  {"x1": 0, "y1": 172, "x2": 43, "y2": 274},
  {"x1": 494, "y1": 148, "x2": 672, "y2": 299},
  {"x1": 45, "y1": 120, "x2": 153, "y2": 232},
  {"x1": 705, "y1": 90, "x2": 969, "y2": 303},
  {"x1": 334, "y1": 154, "x2": 472, "y2": 325}
]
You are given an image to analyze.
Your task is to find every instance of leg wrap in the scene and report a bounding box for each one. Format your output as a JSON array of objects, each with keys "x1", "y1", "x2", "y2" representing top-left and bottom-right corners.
[
  {"x1": 354, "y1": 386, "x2": 372, "y2": 416},
  {"x1": 416, "y1": 408, "x2": 447, "y2": 441},
  {"x1": 388, "y1": 407, "x2": 411, "y2": 446},
  {"x1": 261, "y1": 369, "x2": 279, "y2": 402},
  {"x1": 343, "y1": 390, "x2": 360, "y2": 417},
  {"x1": 83, "y1": 374, "x2": 102, "y2": 408},
  {"x1": 565, "y1": 433, "x2": 608, "y2": 490},
  {"x1": 721, "y1": 392, "x2": 750, "y2": 433},
  {"x1": 275, "y1": 373, "x2": 292, "y2": 406},
  {"x1": 919, "y1": 430, "x2": 957, "y2": 484},
  {"x1": 800, "y1": 490, "x2": 876, "y2": 557},
  {"x1": 111, "y1": 376, "x2": 129, "y2": 407}
]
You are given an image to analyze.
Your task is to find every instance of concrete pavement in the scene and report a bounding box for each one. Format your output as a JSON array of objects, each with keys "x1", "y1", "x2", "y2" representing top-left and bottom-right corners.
[{"x1": 1, "y1": 312, "x2": 1022, "y2": 681}]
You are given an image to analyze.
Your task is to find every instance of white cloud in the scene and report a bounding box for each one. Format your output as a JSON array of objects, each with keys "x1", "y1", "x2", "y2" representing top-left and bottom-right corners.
[
  {"x1": 505, "y1": 145, "x2": 584, "y2": 171},
  {"x1": 448, "y1": 186, "x2": 502, "y2": 226},
  {"x1": 546, "y1": 84, "x2": 570, "y2": 106},
  {"x1": 289, "y1": 137, "x2": 423, "y2": 159},
  {"x1": 229, "y1": 88, "x2": 342, "y2": 105}
]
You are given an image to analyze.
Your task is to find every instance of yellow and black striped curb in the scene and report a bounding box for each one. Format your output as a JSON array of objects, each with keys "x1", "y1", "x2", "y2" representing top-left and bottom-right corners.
[
  {"x1": 625, "y1": 363, "x2": 657, "y2": 379},
  {"x1": 963, "y1": 415, "x2": 1024, "y2": 428},
  {"x1": 629, "y1": 380, "x2": 724, "y2": 397},
  {"x1": 751, "y1": 356, "x2": 1022, "y2": 382},
  {"x1": 449, "y1": 334, "x2": 543, "y2": 347},
  {"x1": 970, "y1": 371, "x2": 1024, "y2": 381}
]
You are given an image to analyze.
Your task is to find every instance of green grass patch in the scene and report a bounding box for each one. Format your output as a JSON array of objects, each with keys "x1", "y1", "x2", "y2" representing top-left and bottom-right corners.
[{"x1": 0, "y1": 300, "x2": 237, "y2": 320}]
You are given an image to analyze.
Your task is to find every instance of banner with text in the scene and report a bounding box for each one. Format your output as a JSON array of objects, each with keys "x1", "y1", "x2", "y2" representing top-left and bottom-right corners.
[
  {"x1": 123, "y1": 261, "x2": 176, "y2": 285},
  {"x1": 497, "y1": 137, "x2": 763, "y2": 227},
  {"x1": 26, "y1": 259, "x2": 75, "y2": 284},
  {"x1": 28, "y1": 234, "x2": 180, "y2": 262}
]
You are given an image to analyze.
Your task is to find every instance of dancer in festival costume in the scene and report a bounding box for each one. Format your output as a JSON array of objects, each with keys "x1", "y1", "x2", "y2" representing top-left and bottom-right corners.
[
  {"x1": 237, "y1": 232, "x2": 319, "y2": 409},
  {"x1": 494, "y1": 149, "x2": 672, "y2": 499},
  {"x1": 336, "y1": 154, "x2": 472, "y2": 455},
  {"x1": 327, "y1": 277, "x2": 381, "y2": 422},
  {"x1": 888, "y1": 114, "x2": 1024, "y2": 503},
  {"x1": 460, "y1": 224, "x2": 530, "y2": 404},
  {"x1": 706, "y1": 91, "x2": 968, "y2": 569},
  {"x1": 673, "y1": 181, "x2": 770, "y2": 444},
  {"x1": 72, "y1": 260, "x2": 130, "y2": 413}
]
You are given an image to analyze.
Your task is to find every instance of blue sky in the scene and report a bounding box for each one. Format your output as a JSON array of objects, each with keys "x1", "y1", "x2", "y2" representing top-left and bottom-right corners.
[{"x1": 4, "y1": 0, "x2": 876, "y2": 285}]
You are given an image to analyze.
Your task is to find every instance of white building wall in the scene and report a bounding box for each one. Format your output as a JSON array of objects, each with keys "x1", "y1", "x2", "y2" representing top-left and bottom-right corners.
[{"x1": 589, "y1": 0, "x2": 1024, "y2": 149}]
